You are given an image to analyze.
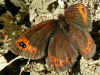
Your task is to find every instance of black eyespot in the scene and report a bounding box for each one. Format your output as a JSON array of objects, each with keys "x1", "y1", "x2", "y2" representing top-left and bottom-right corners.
[{"x1": 19, "y1": 42, "x2": 26, "y2": 48}]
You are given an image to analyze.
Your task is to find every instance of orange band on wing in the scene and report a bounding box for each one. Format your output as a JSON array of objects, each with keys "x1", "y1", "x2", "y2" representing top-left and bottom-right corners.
[
  {"x1": 16, "y1": 36, "x2": 38, "y2": 54},
  {"x1": 77, "y1": 4, "x2": 88, "y2": 24},
  {"x1": 82, "y1": 36, "x2": 93, "y2": 54},
  {"x1": 49, "y1": 56, "x2": 71, "y2": 67}
]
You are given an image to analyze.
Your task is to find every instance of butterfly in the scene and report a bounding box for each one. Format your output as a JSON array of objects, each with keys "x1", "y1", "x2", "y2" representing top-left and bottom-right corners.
[{"x1": 2, "y1": 3, "x2": 96, "y2": 72}]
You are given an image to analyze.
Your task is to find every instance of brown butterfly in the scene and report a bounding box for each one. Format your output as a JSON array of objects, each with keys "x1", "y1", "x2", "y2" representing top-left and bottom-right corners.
[{"x1": 2, "y1": 3, "x2": 96, "y2": 72}]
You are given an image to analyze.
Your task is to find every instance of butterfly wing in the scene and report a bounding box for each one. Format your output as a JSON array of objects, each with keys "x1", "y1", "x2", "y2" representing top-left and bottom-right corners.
[
  {"x1": 46, "y1": 3, "x2": 96, "y2": 71},
  {"x1": 47, "y1": 31, "x2": 79, "y2": 71},
  {"x1": 10, "y1": 20, "x2": 57, "y2": 59},
  {"x1": 70, "y1": 25, "x2": 96, "y2": 59},
  {"x1": 64, "y1": 3, "x2": 92, "y2": 32},
  {"x1": 64, "y1": 3, "x2": 96, "y2": 59}
]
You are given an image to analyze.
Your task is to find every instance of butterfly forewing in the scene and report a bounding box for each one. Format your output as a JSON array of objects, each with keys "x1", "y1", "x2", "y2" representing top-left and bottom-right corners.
[
  {"x1": 64, "y1": 3, "x2": 92, "y2": 32},
  {"x1": 10, "y1": 20, "x2": 57, "y2": 59}
]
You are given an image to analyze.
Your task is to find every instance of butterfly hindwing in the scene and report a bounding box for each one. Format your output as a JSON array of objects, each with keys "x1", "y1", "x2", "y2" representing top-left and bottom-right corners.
[
  {"x1": 79, "y1": 32, "x2": 96, "y2": 59},
  {"x1": 70, "y1": 24, "x2": 96, "y2": 59},
  {"x1": 47, "y1": 31, "x2": 79, "y2": 71}
]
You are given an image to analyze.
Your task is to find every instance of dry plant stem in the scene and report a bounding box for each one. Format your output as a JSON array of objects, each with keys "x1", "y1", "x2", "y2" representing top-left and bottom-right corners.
[
  {"x1": 0, "y1": 56, "x2": 23, "y2": 71},
  {"x1": 89, "y1": 59, "x2": 100, "y2": 65},
  {"x1": 19, "y1": 59, "x2": 30, "y2": 75}
]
